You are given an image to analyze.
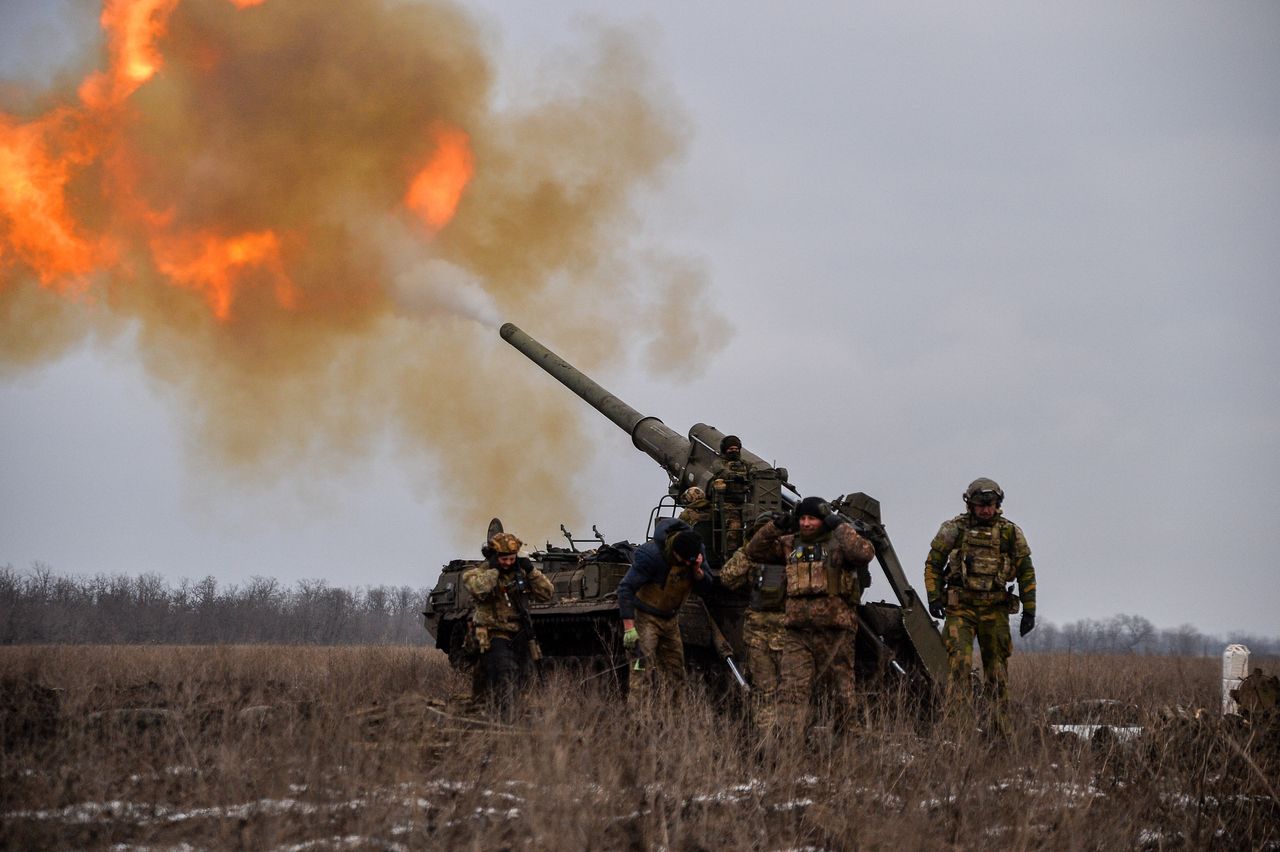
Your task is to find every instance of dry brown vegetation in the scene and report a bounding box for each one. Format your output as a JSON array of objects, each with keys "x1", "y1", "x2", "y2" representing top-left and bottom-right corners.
[{"x1": 2, "y1": 646, "x2": 1276, "y2": 850}]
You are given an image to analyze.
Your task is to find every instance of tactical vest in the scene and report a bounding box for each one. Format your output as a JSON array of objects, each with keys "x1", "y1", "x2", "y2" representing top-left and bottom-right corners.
[
  {"x1": 467, "y1": 568, "x2": 525, "y2": 632},
  {"x1": 787, "y1": 540, "x2": 833, "y2": 597},
  {"x1": 782, "y1": 536, "x2": 858, "y2": 630},
  {"x1": 947, "y1": 519, "x2": 1015, "y2": 593},
  {"x1": 635, "y1": 563, "x2": 694, "y2": 619},
  {"x1": 719, "y1": 459, "x2": 750, "y2": 503},
  {"x1": 750, "y1": 563, "x2": 787, "y2": 612}
]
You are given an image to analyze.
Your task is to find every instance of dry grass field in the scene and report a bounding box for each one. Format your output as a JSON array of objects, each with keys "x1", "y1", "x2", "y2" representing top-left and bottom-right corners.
[{"x1": 2, "y1": 646, "x2": 1276, "y2": 850}]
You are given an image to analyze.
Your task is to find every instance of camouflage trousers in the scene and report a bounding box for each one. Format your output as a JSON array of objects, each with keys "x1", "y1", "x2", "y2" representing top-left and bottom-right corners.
[
  {"x1": 628, "y1": 609, "x2": 685, "y2": 702},
  {"x1": 943, "y1": 597, "x2": 1013, "y2": 731},
  {"x1": 743, "y1": 610, "x2": 787, "y2": 730},
  {"x1": 771, "y1": 625, "x2": 858, "y2": 731}
]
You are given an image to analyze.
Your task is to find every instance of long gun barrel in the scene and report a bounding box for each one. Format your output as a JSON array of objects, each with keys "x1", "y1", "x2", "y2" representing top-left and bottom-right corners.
[
  {"x1": 500, "y1": 323, "x2": 779, "y2": 492},
  {"x1": 501, "y1": 322, "x2": 690, "y2": 477}
]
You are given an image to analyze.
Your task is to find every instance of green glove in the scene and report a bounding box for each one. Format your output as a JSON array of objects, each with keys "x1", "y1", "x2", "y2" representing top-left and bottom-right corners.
[{"x1": 623, "y1": 627, "x2": 639, "y2": 650}]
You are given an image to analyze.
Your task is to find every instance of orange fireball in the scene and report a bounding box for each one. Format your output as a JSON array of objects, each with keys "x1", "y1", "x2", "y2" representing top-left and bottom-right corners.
[{"x1": 405, "y1": 123, "x2": 475, "y2": 232}]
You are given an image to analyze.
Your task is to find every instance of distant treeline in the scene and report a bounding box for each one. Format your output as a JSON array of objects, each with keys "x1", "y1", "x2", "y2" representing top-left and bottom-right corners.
[
  {"x1": 1016, "y1": 612, "x2": 1280, "y2": 657},
  {"x1": 2, "y1": 564, "x2": 1277, "y2": 654},
  {"x1": 0, "y1": 564, "x2": 430, "y2": 645}
]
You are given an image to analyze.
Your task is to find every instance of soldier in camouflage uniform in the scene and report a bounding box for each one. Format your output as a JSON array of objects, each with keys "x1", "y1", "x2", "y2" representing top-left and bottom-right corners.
[
  {"x1": 678, "y1": 486, "x2": 712, "y2": 526},
  {"x1": 617, "y1": 517, "x2": 713, "y2": 701},
  {"x1": 678, "y1": 486, "x2": 717, "y2": 568},
  {"x1": 710, "y1": 435, "x2": 750, "y2": 556},
  {"x1": 745, "y1": 496, "x2": 875, "y2": 731},
  {"x1": 461, "y1": 532, "x2": 554, "y2": 718},
  {"x1": 718, "y1": 514, "x2": 786, "y2": 732},
  {"x1": 923, "y1": 478, "x2": 1037, "y2": 732}
]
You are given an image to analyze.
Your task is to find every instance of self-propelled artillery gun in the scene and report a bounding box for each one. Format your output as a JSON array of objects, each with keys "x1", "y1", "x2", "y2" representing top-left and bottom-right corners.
[{"x1": 422, "y1": 323, "x2": 947, "y2": 695}]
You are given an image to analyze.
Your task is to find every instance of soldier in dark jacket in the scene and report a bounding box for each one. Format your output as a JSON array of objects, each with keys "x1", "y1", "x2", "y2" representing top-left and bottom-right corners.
[
  {"x1": 462, "y1": 532, "x2": 554, "y2": 718},
  {"x1": 745, "y1": 496, "x2": 875, "y2": 731},
  {"x1": 617, "y1": 517, "x2": 714, "y2": 700},
  {"x1": 923, "y1": 478, "x2": 1036, "y2": 733}
]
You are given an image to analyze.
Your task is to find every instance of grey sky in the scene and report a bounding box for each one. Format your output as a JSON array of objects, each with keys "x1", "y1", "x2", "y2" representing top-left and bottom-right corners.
[{"x1": 2, "y1": 2, "x2": 1277, "y2": 637}]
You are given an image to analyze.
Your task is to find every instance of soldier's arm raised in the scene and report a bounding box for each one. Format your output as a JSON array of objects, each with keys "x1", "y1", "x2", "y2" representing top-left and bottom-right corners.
[
  {"x1": 717, "y1": 549, "x2": 753, "y2": 592},
  {"x1": 744, "y1": 521, "x2": 785, "y2": 563},
  {"x1": 462, "y1": 566, "x2": 500, "y2": 600}
]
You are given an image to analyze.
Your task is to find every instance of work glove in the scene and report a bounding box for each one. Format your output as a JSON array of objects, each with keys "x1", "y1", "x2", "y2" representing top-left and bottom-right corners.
[
  {"x1": 770, "y1": 511, "x2": 796, "y2": 533},
  {"x1": 1019, "y1": 612, "x2": 1036, "y2": 637},
  {"x1": 622, "y1": 627, "x2": 639, "y2": 650},
  {"x1": 822, "y1": 513, "x2": 846, "y2": 531},
  {"x1": 928, "y1": 598, "x2": 946, "y2": 620}
]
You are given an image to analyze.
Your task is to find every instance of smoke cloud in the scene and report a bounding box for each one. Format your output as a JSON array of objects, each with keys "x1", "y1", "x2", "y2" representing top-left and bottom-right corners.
[{"x1": 1, "y1": 0, "x2": 726, "y2": 536}]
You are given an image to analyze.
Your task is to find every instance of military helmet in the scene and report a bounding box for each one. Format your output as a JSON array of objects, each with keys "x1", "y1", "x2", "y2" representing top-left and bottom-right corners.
[
  {"x1": 963, "y1": 478, "x2": 1004, "y2": 507},
  {"x1": 489, "y1": 532, "x2": 523, "y2": 555},
  {"x1": 682, "y1": 486, "x2": 706, "y2": 504}
]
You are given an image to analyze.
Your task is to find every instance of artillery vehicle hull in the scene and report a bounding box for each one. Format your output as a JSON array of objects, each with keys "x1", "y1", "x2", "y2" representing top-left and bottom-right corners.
[{"x1": 423, "y1": 323, "x2": 948, "y2": 697}]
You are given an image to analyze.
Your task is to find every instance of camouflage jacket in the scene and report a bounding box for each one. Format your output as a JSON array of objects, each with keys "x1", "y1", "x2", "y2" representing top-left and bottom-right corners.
[
  {"x1": 745, "y1": 520, "x2": 874, "y2": 599},
  {"x1": 745, "y1": 520, "x2": 874, "y2": 576},
  {"x1": 923, "y1": 513, "x2": 1036, "y2": 613},
  {"x1": 678, "y1": 498, "x2": 713, "y2": 525},
  {"x1": 462, "y1": 556, "x2": 554, "y2": 634},
  {"x1": 709, "y1": 457, "x2": 752, "y2": 502},
  {"x1": 717, "y1": 545, "x2": 755, "y2": 593}
]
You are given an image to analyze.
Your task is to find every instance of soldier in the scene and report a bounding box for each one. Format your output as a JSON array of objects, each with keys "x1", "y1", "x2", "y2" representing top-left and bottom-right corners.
[
  {"x1": 710, "y1": 435, "x2": 750, "y2": 555},
  {"x1": 617, "y1": 517, "x2": 714, "y2": 700},
  {"x1": 678, "y1": 486, "x2": 716, "y2": 568},
  {"x1": 461, "y1": 532, "x2": 554, "y2": 718},
  {"x1": 923, "y1": 478, "x2": 1037, "y2": 733},
  {"x1": 745, "y1": 496, "x2": 875, "y2": 733},
  {"x1": 718, "y1": 513, "x2": 786, "y2": 732},
  {"x1": 677, "y1": 486, "x2": 712, "y2": 526}
]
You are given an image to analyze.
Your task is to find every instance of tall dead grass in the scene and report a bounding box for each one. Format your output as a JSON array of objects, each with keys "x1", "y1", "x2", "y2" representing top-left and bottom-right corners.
[{"x1": 1, "y1": 647, "x2": 1275, "y2": 850}]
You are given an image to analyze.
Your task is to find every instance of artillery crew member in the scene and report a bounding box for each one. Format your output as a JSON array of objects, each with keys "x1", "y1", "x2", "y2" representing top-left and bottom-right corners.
[
  {"x1": 678, "y1": 486, "x2": 716, "y2": 567},
  {"x1": 710, "y1": 435, "x2": 750, "y2": 555},
  {"x1": 678, "y1": 486, "x2": 712, "y2": 526},
  {"x1": 461, "y1": 532, "x2": 554, "y2": 718},
  {"x1": 618, "y1": 517, "x2": 714, "y2": 700},
  {"x1": 923, "y1": 478, "x2": 1037, "y2": 732},
  {"x1": 718, "y1": 513, "x2": 787, "y2": 734},
  {"x1": 745, "y1": 496, "x2": 875, "y2": 731}
]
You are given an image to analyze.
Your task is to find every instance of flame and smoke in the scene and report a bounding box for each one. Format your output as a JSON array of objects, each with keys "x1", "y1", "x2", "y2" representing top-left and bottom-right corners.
[{"x1": 1, "y1": 0, "x2": 724, "y2": 538}]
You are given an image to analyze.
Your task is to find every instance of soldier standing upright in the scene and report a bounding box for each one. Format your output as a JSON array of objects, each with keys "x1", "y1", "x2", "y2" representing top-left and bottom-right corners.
[
  {"x1": 710, "y1": 435, "x2": 750, "y2": 556},
  {"x1": 461, "y1": 532, "x2": 554, "y2": 718},
  {"x1": 745, "y1": 496, "x2": 875, "y2": 732},
  {"x1": 923, "y1": 478, "x2": 1037, "y2": 732},
  {"x1": 717, "y1": 513, "x2": 787, "y2": 733},
  {"x1": 617, "y1": 517, "x2": 714, "y2": 701}
]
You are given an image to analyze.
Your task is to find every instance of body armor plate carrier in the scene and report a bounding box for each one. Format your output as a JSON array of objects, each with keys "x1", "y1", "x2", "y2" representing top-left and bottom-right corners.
[{"x1": 947, "y1": 521, "x2": 1015, "y2": 596}]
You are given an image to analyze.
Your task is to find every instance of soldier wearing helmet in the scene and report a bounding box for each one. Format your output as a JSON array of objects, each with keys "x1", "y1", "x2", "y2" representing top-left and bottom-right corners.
[
  {"x1": 678, "y1": 486, "x2": 716, "y2": 566},
  {"x1": 923, "y1": 478, "x2": 1037, "y2": 733},
  {"x1": 461, "y1": 532, "x2": 554, "y2": 718}
]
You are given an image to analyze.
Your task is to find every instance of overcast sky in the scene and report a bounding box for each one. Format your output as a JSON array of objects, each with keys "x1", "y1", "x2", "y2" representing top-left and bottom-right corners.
[{"x1": 2, "y1": 1, "x2": 1277, "y2": 638}]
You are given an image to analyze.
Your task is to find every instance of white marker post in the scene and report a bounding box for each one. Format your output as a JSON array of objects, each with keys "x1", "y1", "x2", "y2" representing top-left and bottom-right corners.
[{"x1": 1222, "y1": 644, "x2": 1250, "y2": 715}]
